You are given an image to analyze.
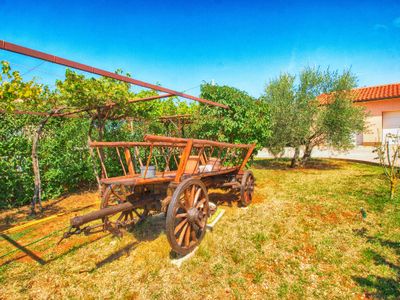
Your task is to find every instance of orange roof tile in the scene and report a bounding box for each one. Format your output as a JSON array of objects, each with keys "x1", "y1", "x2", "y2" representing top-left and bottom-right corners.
[{"x1": 318, "y1": 83, "x2": 400, "y2": 104}]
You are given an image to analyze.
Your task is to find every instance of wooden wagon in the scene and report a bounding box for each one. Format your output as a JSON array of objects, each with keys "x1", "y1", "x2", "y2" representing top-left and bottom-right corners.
[{"x1": 62, "y1": 135, "x2": 255, "y2": 255}]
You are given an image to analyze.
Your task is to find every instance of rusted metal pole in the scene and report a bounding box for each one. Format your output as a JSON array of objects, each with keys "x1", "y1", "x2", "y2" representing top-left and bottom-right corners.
[{"x1": 0, "y1": 40, "x2": 228, "y2": 109}]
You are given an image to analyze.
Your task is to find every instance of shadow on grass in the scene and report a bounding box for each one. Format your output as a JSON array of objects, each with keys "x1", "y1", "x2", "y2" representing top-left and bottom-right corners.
[
  {"x1": 49, "y1": 233, "x2": 111, "y2": 263},
  {"x1": 253, "y1": 158, "x2": 341, "y2": 171},
  {"x1": 353, "y1": 229, "x2": 400, "y2": 298},
  {"x1": 353, "y1": 275, "x2": 399, "y2": 299},
  {"x1": 78, "y1": 241, "x2": 140, "y2": 273},
  {"x1": 94, "y1": 242, "x2": 139, "y2": 270},
  {"x1": 91, "y1": 192, "x2": 243, "y2": 267},
  {"x1": 79, "y1": 214, "x2": 166, "y2": 272},
  {"x1": 0, "y1": 233, "x2": 45, "y2": 265},
  {"x1": 1, "y1": 233, "x2": 109, "y2": 267},
  {"x1": 0, "y1": 199, "x2": 97, "y2": 233},
  {"x1": 129, "y1": 213, "x2": 166, "y2": 242},
  {"x1": 0, "y1": 184, "x2": 97, "y2": 232},
  {"x1": 209, "y1": 191, "x2": 239, "y2": 207}
]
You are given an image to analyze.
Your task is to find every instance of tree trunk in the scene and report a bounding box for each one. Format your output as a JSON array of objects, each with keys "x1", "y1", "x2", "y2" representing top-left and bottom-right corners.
[
  {"x1": 390, "y1": 179, "x2": 396, "y2": 200},
  {"x1": 300, "y1": 143, "x2": 314, "y2": 166},
  {"x1": 31, "y1": 124, "x2": 44, "y2": 214},
  {"x1": 97, "y1": 117, "x2": 105, "y2": 141},
  {"x1": 290, "y1": 147, "x2": 300, "y2": 168},
  {"x1": 31, "y1": 108, "x2": 63, "y2": 214},
  {"x1": 96, "y1": 116, "x2": 107, "y2": 179},
  {"x1": 88, "y1": 117, "x2": 101, "y2": 191}
]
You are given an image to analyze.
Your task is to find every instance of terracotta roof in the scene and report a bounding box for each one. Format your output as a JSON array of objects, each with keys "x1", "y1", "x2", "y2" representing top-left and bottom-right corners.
[{"x1": 318, "y1": 83, "x2": 400, "y2": 104}]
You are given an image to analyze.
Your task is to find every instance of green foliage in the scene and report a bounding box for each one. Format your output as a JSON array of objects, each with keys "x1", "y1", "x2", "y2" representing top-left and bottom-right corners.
[
  {"x1": 0, "y1": 63, "x2": 201, "y2": 208},
  {"x1": 262, "y1": 67, "x2": 366, "y2": 165},
  {"x1": 0, "y1": 114, "x2": 34, "y2": 208},
  {"x1": 193, "y1": 83, "x2": 270, "y2": 151},
  {"x1": 261, "y1": 74, "x2": 301, "y2": 155},
  {"x1": 0, "y1": 60, "x2": 51, "y2": 111},
  {"x1": 0, "y1": 115, "x2": 95, "y2": 208},
  {"x1": 55, "y1": 69, "x2": 131, "y2": 113},
  {"x1": 39, "y1": 118, "x2": 95, "y2": 198}
]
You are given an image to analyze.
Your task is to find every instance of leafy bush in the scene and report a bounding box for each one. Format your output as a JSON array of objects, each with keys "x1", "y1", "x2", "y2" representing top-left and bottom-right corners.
[
  {"x1": 0, "y1": 115, "x2": 95, "y2": 208},
  {"x1": 193, "y1": 83, "x2": 271, "y2": 151}
]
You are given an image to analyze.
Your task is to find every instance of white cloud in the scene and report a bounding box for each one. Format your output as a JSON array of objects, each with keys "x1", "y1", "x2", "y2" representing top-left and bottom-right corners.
[
  {"x1": 393, "y1": 17, "x2": 400, "y2": 28},
  {"x1": 373, "y1": 24, "x2": 388, "y2": 31}
]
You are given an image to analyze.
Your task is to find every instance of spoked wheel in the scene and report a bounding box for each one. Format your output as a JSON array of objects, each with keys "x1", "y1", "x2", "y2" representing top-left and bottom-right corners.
[
  {"x1": 166, "y1": 178, "x2": 209, "y2": 255},
  {"x1": 101, "y1": 185, "x2": 148, "y2": 233},
  {"x1": 240, "y1": 170, "x2": 255, "y2": 207}
]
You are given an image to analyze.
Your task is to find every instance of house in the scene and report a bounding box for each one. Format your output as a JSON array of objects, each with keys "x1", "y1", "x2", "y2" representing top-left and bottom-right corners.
[
  {"x1": 352, "y1": 83, "x2": 400, "y2": 146},
  {"x1": 319, "y1": 83, "x2": 400, "y2": 146}
]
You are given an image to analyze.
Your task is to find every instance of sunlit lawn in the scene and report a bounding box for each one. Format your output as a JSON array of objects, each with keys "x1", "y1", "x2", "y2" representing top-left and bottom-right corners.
[{"x1": 0, "y1": 159, "x2": 399, "y2": 299}]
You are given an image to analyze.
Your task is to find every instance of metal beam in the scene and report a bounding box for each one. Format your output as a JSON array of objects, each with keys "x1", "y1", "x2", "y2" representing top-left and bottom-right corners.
[{"x1": 0, "y1": 40, "x2": 228, "y2": 109}]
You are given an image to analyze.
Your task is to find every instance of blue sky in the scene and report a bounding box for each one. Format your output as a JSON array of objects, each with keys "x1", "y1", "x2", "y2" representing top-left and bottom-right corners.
[{"x1": 1, "y1": 0, "x2": 400, "y2": 98}]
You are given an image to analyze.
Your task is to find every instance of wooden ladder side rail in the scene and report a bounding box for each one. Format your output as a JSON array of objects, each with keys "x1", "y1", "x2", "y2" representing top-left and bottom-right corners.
[
  {"x1": 89, "y1": 141, "x2": 187, "y2": 148},
  {"x1": 144, "y1": 135, "x2": 252, "y2": 149}
]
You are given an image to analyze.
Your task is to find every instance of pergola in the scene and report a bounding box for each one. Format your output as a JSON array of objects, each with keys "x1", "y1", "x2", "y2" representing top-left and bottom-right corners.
[
  {"x1": 0, "y1": 40, "x2": 228, "y2": 115},
  {"x1": 0, "y1": 40, "x2": 226, "y2": 213}
]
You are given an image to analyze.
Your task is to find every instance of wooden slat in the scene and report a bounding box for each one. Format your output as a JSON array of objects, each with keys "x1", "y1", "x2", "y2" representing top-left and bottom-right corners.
[
  {"x1": 174, "y1": 140, "x2": 193, "y2": 183},
  {"x1": 143, "y1": 145, "x2": 154, "y2": 178},
  {"x1": 116, "y1": 147, "x2": 127, "y2": 175},
  {"x1": 238, "y1": 144, "x2": 256, "y2": 173},
  {"x1": 96, "y1": 147, "x2": 108, "y2": 178},
  {"x1": 124, "y1": 147, "x2": 135, "y2": 175},
  {"x1": 134, "y1": 146, "x2": 144, "y2": 168}
]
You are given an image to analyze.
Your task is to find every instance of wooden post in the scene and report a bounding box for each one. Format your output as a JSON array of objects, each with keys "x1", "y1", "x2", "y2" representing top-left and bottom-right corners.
[
  {"x1": 124, "y1": 147, "x2": 135, "y2": 175},
  {"x1": 238, "y1": 144, "x2": 256, "y2": 173},
  {"x1": 174, "y1": 140, "x2": 193, "y2": 183}
]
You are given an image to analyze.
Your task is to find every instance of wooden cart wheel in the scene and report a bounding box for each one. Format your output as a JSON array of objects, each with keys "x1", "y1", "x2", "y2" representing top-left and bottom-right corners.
[
  {"x1": 166, "y1": 178, "x2": 209, "y2": 255},
  {"x1": 240, "y1": 170, "x2": 255, "y2": 207},
  {"x1": 101, "y1": 185, "x2": 148, "y2": 229}
]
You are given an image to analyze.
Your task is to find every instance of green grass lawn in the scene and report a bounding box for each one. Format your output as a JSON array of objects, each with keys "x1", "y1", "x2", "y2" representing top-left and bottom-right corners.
[{"x1": 0, "y1": 159, "x2": 399, "y2": 299}]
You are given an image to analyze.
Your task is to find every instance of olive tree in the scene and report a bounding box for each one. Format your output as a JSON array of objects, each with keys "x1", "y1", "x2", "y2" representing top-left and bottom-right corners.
[{"x1": 262, "y1": 67, "x2": 366, "y2": 167}]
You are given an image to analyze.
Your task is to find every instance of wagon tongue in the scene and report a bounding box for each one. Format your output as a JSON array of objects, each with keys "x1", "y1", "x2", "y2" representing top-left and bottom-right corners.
[
  {"x1": 58, "y1": 200, "x2": 142, "y2": 244},
  {"x1": 70, "y1": 201, "x2": 135, "y2": 228}
]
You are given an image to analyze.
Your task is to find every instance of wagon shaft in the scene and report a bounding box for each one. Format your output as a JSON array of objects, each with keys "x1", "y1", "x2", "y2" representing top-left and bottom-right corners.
[{"x1": 70, "y1": 199, "x2": 146, "y2": 228}]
